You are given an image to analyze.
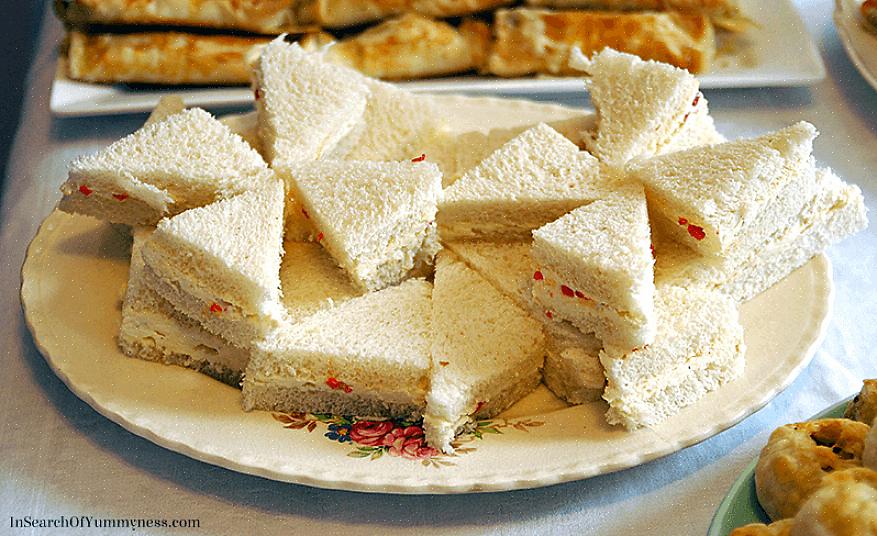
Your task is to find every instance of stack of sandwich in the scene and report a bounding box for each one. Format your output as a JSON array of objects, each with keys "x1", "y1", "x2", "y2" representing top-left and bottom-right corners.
[
  {"x1": 56, "y1": 42, "x2": 866, "y2": 452},
  {"x1": 55, "y1": 0, "x2": 751, "y2": 85}
]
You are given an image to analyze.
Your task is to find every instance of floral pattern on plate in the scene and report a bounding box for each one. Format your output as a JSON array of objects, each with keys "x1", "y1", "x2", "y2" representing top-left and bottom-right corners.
[{"x1": 273, "y1": 413, "x2": 544, "y2": 467}]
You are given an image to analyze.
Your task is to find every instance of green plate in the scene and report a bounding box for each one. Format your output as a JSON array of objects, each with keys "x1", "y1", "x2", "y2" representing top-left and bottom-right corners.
[{"x1": 707, "y1": 397, "x2": 851, "y2": 535}]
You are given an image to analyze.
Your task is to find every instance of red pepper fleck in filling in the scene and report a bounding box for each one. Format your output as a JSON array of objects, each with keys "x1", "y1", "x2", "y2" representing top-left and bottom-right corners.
[
  {"x1": 687, "y1": 224, "x2": 706, "y2": 241},
  {"x1": 692, "y1": 94, "x2": 701, "y2": 107},
  {"x1": 301, "y1": 208, "x2": 309, "y2": 219},
  {"x1": 411, "y1": 153, "x2": 426, "y2": 162},
  {"x1": 210, "y1": 303, "x2": 223, "y2": 313},
  {"x1": 439, "y1": 361, "x2": 449, "y2": 367},
  {"x1": 545, "y1": 310, "x2": 553, "y2": 319},
  {"x1": 678, "y1": 217, "x2": 688, "y2": 226},
  {"x1": 112, "y1": 193, "x2": 128, "y2": 201},
  {"x1": 78, "y1": 184, "x2": 93, "y2": 196},
  {"x1": 316, "y1": 232, "x2": 324, "y2": 242},
  {"x1": 254, "y1": 88, "x2": 263, "y2": 100},
  {"x1": 650, "y1": 243, "x2": 656, "y2": 259},
  {"x1": 575, "y1": 290, "x2": 585, "y2": 299},
  {"x1": 326, "y1": 377, "x2": 352, "y2": 393},
  {"x1": 474, "y1": 401, "x2": 486, "y2": 413},
  {"x1": 561, "y1": 285, "x2": 575, "y2": 298},
  {"x1": 533, "y1": 270, "x2": 544, "y2": 281}
]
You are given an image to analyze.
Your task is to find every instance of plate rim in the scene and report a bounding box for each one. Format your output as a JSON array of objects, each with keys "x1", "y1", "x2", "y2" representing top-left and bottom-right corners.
[
  {"x1": 834, "y1": 0, "x2": 877, "y2": 93},
  {"x1": 706, "y1": 397, "x2": 853, "y2": 536},
  {"x1": 20, "y1": 207, "x2": 836, "y2": 494}
]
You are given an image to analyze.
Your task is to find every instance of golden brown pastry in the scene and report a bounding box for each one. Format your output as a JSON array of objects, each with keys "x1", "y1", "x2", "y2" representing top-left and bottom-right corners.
[
  {"x1": 791, "y1": 467, "x2": 877, "y2": 536},
  {"x1": 487, "y1": 8, "x2": 715, "y2": 76},
  {"x1": 296, "y1": 0, "x2": 513, "y2": 29},
  {"x1": 846, "y1": 379, "x2": 877, "y2": 426},
  {"x1": 863, "y1": 0, "x2": 877, "y2": 31},
  {"x1": 66, "y1": 30, "x2": 272, "y2": 85},
  {"x1": 325, "y1": 14, "x2": 491, "y2": 80},
  {"x1": 524, "y1": 0, "x2": 751, "y2": 32},
  {"x1": 730, "y1": 519, "x2": 793, "y2": 536},
  {"x1": 54, "y1": 0, "x2": 308, "y2": 34},
  {"x1": 755, "y1": 419, "x2": 869, "y2": 522}
]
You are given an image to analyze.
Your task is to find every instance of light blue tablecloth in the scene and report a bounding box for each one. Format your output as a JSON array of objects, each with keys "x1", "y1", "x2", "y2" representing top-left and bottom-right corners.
[{"x1": 2, "y1": 3, "x2": 876, "y2": 534}]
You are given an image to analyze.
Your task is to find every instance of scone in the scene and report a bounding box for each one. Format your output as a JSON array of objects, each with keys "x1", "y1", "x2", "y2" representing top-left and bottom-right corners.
[
  {"x1": 755, "y1": 419, "x2": 869, "y2": 521},
  {"x1": 845, "y1": 379, "x2": 877, "y2": 425},
  {"x1": 791, "y1": 467, "x2": 877, "y2": 535},
  {"x1": 729, "y1": 519, "x2": 793, "y2": 536}
]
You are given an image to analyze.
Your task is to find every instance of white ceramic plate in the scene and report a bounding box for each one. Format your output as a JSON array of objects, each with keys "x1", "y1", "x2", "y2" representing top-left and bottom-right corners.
[
  {"x1": 22, "y1": 96, "x2": 834, "y2": 494},
  {"x1": 835, "y1": 0, "x2": 877, "y2": 92},
  {"x1": 49, "y1": 0, "x2": 825, "y2": 117}
]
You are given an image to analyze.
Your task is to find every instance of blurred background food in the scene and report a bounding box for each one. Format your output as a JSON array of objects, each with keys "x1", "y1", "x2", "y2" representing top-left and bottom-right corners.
[{"x1": 54, "y1": 0, "x2": 752, "y2": 85}]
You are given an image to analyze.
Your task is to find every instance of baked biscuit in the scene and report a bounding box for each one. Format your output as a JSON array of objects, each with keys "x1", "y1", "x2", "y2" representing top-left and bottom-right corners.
[
  {"x1": 755, "y1": 419, "x2": 869, "y2": 521},
  {"x1": 791, "y1": 467, "x2": 877, "y2": 535},
  {"x1": 729, "y1": 519, "x2": 792, "y2": 536},
  {"x1": 844, "y1": 379, "x2": 877, "y2": 425}
]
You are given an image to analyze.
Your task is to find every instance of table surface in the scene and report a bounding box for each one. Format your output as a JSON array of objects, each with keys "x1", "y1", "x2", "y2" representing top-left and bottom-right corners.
[{"x1": 3, "y1": 3, "x2": 877, "y2": 535}]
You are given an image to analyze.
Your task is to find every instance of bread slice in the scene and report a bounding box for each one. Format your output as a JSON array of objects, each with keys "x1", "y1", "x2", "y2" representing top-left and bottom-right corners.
[
  {"x1": 438, "y1": 123, "x2": 605, "y2": 240},
  {"x1": 531, "y1": 184, "x2": 656, "y2": 350},
  {"x1": 655, "y1": 168, "x2": 868, "y2": 302},
  {"x1": 445, "y1": 240, "x2": 605, "y2": 404},
  {"x1": 140, "y1": 181, "x2": 286, "y2": 349},
  {"x1": 631, "y1": 121, "x2": 819, "y2": 257},
  {"x1": 335, "y1": 79, "x2": 448, "y2": 162},
  {"x1": 601, "y1": 285, "x2": 745, "y2": 429},
  {"x1": 242, "y1": 279, "x2": 433, "y2": 419},
  {"x1": 59, "y1": 108, "x2": 271, "y2": 227},
  {"x1": 569, "y1": 47, "x2": 713, "y2": 167},
  {"x1": 119, "y1": 228, "x2": 249, "y2": 387},
  {"x1": 428, "y1": 114, "x2": 596, "y2": 189},
  {"x1": 425, "y1": 251, "x2": 545, "y2": 453},
  {"x1": 219, "y1": 111, "x2": 263, "y2": 156},
  {"x1": 252, "y1": 37, "x2": 369, "y2": 165},
  {"x1": 276, "y1": 159, "x2": 443, "y2": 291}
]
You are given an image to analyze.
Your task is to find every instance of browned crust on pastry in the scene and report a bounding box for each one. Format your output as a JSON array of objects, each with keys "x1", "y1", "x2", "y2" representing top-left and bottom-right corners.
[
  {"x1": 325, "y1": 14, "x2": 490, "y2": 79},
  {"x1": 844, "y1": 379, "x2": 877, "y2": 425},
  {"x1": 296, "y1": 0, "x2": 514, "y2": 29},
  {"x1": 66, "y1": 30, "x2": 274, "y2": 85},
  {"x1": 729, "y1": 519, "x2": 793, "y2": 536},
  {"x1": 54, "y1": 0, "x2": 310, "y2": 34},
  {"x1": 524, "y1": 0, "x2": 751, "y2": 32},
  {"x1": 65, "y1": 30, "x2": 271, "y2": 86},
  {"x1": 755, "y1": 419, "x2": 869, "y2": 522},
  {"x1": 863, "y1": 0, "x2": 877, "y2": 31},
  {"x1": 488, "y1": 8, "x2": 715, "y2": 76}
]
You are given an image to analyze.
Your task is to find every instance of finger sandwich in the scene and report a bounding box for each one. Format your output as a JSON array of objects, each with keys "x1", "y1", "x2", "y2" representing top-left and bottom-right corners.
[
  {"x1": 243, "y1": 279, "x2": 433, "y2": 420},
  {"x1": 276, "y1": 159, "x2": 443, "y2": 291},
  {"x1": 601, "y1": 284, "x2": 745, "y2": 429},
  {"x1": 655, "y1": 167, "x2": 868, "y2": 302},
  {"x1": 59, "y1": 108, "x2": 272, "y2": 227},
  {"x1": 252, "y1": 37, "x2": 370, "y2": 164},
  {"x1": 119, "y1": 228, "x2": 250, "y2": 387},
  {"x1": 631, "y1": 122, "x2": 819, "y2": 258},
  {"x1": 445, "y1": 240, "x2": 606, "y2": 404},
  {"x1": 569, "y1": 47, "x2": 722, "y2": 168},
  {"x1": 425, "y1": 251, "x2": 545, "y2": 453},
  {"x1": 531, "y1": 183, "x2": 656, "y2": 350},
  {"x1": 140, "y1": 181, "x2": 286, "y2": 349},
  {"x1": 438, "y1": 122, "x2": 605, "y2": 241}
]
